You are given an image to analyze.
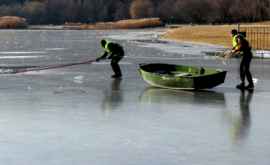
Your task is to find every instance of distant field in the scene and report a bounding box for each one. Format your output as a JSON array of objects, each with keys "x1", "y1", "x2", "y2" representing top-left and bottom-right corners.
[{"x1": 163, "y1": 22, "x2": 270, "y2": 50}]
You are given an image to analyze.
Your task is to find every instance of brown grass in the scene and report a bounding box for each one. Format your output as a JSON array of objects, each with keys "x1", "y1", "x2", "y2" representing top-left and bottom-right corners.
[
  {"x1": 0, "y1": 16, "x2": 28, "y2": 29},
  {"x1": 77, "y1": 18, "x2": 163, "y2": 30},
  {"x1": 163, "y1": 22, "x2": 270, "y2": 49},
  {"x1": 162, "y1": 25, "x2": 238, "y2": 48}
]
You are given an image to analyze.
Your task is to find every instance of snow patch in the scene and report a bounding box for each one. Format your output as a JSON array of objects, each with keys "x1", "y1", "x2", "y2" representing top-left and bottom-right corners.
[
  {"x1": 94, "y1": 61, "x2": 132, "y2": 65},
  {"x1": 73, "y1": 75, "x2": 84, "y2": 84},
  {"x1": 45, "y1": 48, "x2": 66, "y2": 51},
  {"x1": 253, "y1": 78, "x2": 259, "y2": 84},
  {"x1": 0, "y1": 56, "x2": 43, "y2": 59},
  {"x1": 0, "y1": 51, "x2": 47, "y2": 54},
  {"x1": 255, "y1": 50, "x2": 270, "y2": 58}
]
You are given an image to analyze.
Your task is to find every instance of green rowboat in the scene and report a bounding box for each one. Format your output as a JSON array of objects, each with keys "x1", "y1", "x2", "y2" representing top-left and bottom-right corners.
[{"x1": 139, "y1": 63, "x2": 227, "y2": 90}]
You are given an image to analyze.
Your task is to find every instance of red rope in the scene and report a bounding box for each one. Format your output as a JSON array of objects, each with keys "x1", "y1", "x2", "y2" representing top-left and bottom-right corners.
[{"x1": 14, "y1": 59, "x2": 96, "y2": 74}]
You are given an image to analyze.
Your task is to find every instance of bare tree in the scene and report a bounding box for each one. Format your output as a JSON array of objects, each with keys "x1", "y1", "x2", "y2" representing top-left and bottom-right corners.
[
  {"x1": 129, "y1": 0, "x2": 155, "y2": 19},
  {"x1": 21, "y1": 1, "x2": 46, "y2": 24},
  {"x1": 0, "y1": 0, "x2": 270, "y2": 24}
]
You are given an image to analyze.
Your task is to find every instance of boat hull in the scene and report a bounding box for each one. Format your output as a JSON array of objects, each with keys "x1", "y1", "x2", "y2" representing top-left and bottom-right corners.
[{"x1": 139, "y1": 63, "x2": 227, "y2": 90}]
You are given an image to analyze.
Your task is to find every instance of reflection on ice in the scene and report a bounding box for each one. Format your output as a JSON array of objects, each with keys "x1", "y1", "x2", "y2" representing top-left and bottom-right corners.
[
  {"x1": 140, "y1": 87, "x2": 226, "y2": 108},
  {"x1": 140, "y1": 87, "x2": 255, "y2": 146},
  {"x1": 225, "y1": 90, "x2": 253, "y2": 145},
  {"x1": 102, "y1": 79, "x2": 123, "y2": 112}
]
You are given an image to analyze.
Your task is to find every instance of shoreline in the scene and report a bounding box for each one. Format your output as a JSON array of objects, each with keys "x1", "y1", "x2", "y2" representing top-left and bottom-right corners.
[{"x1": 3, "y1": 23, "x2": 270, "y2": 58}]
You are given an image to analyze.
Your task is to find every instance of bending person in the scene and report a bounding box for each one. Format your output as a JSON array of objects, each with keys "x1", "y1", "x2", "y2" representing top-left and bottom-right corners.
[{"x1": 96, "y1": 39, "x2": 124, "y2": 78}]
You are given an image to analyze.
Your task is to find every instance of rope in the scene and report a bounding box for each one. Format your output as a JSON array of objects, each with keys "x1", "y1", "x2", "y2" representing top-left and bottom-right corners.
[{"x1": 13, "y1": 59, "x2": 95, "y2": 74}]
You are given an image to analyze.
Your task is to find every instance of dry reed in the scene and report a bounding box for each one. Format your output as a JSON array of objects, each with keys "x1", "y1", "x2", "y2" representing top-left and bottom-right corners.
[
  {"x1": 163, "y1": 22, "x2": 270, "y2": 49},
  {"x1": 78, "y1": 18, "x2": 163, "y2": 30},
  {"x1": 0, "y1": 16, "x2": 28, "y2": 29}
]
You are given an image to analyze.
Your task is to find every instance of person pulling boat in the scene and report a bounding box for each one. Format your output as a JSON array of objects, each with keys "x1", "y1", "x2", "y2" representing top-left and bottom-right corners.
[{"x1": 228, "y1": 29, "x2": 254, "y2": 91}]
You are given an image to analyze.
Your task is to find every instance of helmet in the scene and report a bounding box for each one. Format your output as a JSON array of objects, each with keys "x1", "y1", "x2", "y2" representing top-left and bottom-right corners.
[{"x1": 101, "y1": 39, "x2": 107, "y2": 48}]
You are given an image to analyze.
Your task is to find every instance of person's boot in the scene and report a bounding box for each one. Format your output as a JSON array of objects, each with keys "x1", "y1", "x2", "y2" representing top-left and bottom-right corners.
[
  {"x1": 236, "y1": 82, "x2": 245, "y2": 90},
  {"x1": 245, "y1": 84, "x2": 254, "y2": 91},
  {"x1": 111, "y1": 74, "x2": 122, "y2": 78}
]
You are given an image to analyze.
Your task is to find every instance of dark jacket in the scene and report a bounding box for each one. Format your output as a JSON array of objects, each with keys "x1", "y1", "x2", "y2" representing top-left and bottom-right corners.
[{"x1": 98, "y1": 42, "x2": 124, "y2": 61}]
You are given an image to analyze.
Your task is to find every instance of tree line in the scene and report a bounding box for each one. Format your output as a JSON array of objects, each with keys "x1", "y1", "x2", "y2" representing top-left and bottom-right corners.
[{"x1": 0, "y1": 0, "x2": 269, "y2": 24}]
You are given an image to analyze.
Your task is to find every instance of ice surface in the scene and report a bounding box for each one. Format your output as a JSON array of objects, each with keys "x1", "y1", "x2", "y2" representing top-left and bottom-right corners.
[{"x1": 0, "y1": 29, "x2": 269, "y2": 165}]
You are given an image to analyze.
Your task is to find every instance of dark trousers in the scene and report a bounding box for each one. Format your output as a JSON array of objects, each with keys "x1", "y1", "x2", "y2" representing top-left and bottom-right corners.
[
  {"x1": 240, "y1": 52, "x2": 253, "y2": 86},
  {"x1": 111, "y1": 56, "x2": 123, "y2": 76}
]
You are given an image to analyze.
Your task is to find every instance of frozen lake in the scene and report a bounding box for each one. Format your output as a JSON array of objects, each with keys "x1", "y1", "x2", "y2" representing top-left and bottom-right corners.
[{"x1": 0, "y1": 29, "x2": 270, "y2": 165}]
